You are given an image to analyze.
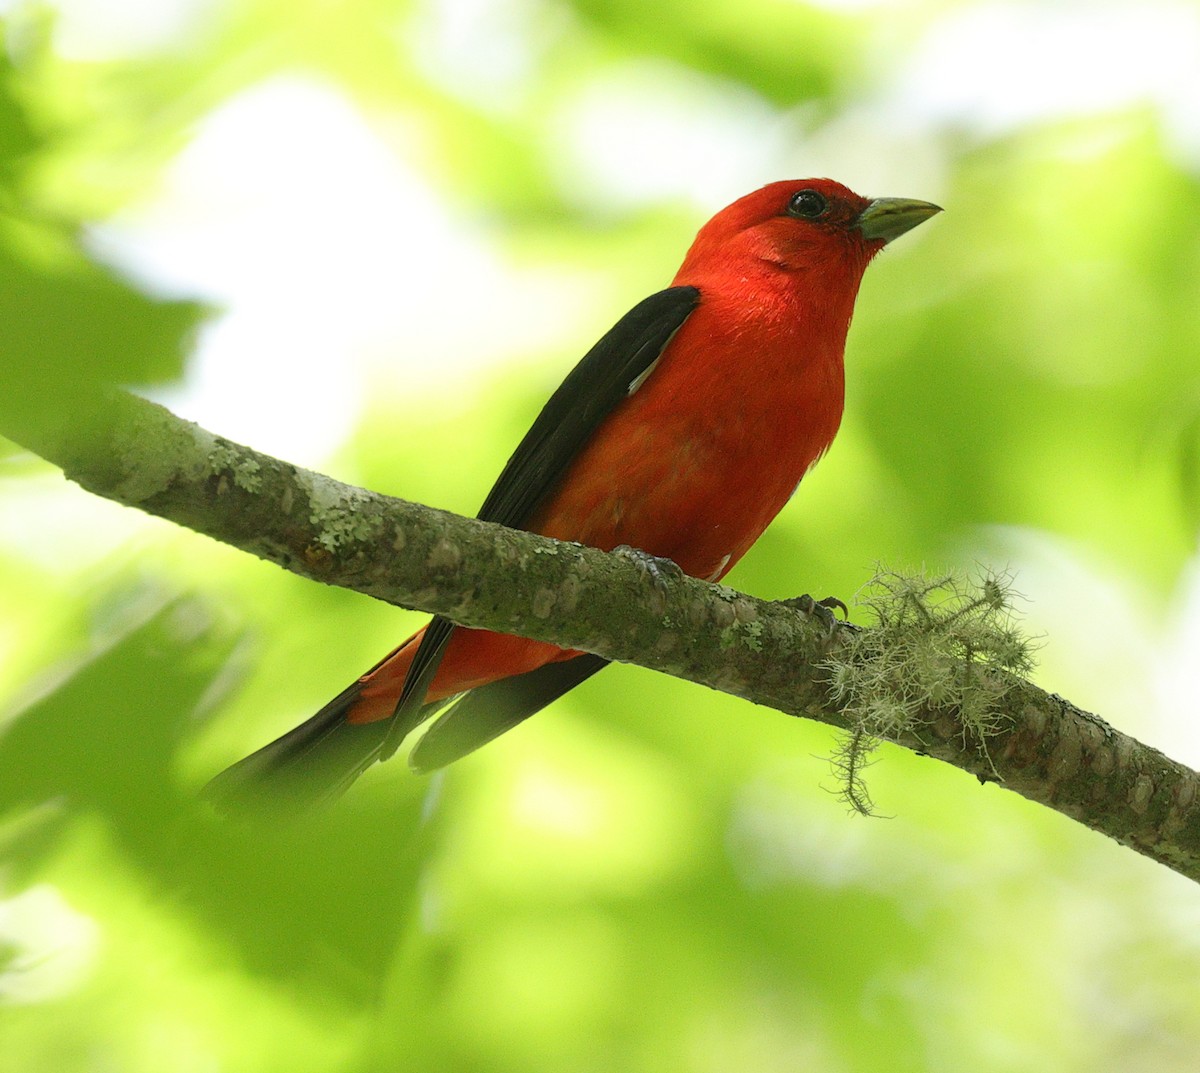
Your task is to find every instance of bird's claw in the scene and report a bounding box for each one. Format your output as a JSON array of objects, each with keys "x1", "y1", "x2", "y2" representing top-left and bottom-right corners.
[
  {"x1": 784, "y1": 593, "x2": 849, "y2": 637},
  {"x1": 612, "y1": 544, "x2": 683, "y2": 593}
]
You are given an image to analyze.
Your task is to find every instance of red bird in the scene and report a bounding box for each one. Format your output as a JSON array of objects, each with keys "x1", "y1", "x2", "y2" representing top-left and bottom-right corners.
[{"x1": 213, "y1": 179, "x2": 939, "y2": 801}]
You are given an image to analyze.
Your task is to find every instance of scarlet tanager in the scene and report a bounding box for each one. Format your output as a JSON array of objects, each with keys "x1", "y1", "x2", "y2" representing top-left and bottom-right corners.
[{"x1": 212, "y1": 179, "x2": 939, "y2": 802}]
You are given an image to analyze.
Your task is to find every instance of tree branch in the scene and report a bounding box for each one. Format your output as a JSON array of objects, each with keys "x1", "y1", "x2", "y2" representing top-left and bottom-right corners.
[{"x1": 3, "y1": 386, "x2": 1199, "y2": 882}]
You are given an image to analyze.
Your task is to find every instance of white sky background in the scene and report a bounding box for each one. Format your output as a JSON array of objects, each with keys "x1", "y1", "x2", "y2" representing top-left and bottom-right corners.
[{"x1": 5, "y1": 0, "x2": 1200, "y2": 747}]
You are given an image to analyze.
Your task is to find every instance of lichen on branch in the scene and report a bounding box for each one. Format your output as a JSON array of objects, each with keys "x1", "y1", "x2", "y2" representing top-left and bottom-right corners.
[{"x1": 827, "y1": 568, "x2": 1037, "y2": 815}]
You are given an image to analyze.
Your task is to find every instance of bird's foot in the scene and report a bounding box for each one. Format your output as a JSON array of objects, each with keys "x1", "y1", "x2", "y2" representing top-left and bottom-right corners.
[
  {"x1": 612, "y1": 545, "x2": 684, "y2": 593},
  {"x1": 783, "y1": 593, "x2": 849, "y2": 638}
]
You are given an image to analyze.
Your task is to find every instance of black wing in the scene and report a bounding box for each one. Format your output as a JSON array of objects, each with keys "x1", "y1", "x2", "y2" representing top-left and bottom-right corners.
[
  {"x1": 476, "y1": 285, "x2": 701, "y2": 528},
  {"x1": 379, "y1": 285, "x2": 700, "y2": 757},
  {"x1": 408, "y1": 654, "x2": 609, "y2": 773},
  {"x1": 209, "y1": 286, "x2": 700, "y2": 804}
]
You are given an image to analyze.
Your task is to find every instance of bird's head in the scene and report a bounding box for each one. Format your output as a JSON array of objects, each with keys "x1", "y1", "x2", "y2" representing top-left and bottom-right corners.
[{"x1": 678, "y1": 178, "x2": 941, "y2": 284}]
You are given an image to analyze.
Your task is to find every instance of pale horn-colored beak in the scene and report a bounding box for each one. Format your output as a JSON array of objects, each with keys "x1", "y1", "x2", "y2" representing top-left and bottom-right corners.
[{"x1": 854, "y1": 197, "x2": 942, "y2": 244}]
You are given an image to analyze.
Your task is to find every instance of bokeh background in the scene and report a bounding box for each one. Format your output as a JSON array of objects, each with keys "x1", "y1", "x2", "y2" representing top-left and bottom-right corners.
[{"x1": 2, "y1": 0, "x2": 1200, "y2": 1069}]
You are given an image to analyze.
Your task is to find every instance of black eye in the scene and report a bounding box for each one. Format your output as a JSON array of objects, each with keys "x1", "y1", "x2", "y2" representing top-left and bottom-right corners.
[{"x1": 786, "y1": 189, "x2": 827, "y2": 219}]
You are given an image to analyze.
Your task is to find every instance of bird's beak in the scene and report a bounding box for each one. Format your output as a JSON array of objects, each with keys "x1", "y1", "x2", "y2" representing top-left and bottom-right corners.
[{"x1": 855, "y1": 197, "x2": 942, "y2": 244}]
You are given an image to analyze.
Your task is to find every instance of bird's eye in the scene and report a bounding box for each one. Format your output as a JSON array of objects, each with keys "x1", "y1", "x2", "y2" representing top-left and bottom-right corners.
[{"x1": 786, "y1": 189, "x2": 828, "y2": 219}]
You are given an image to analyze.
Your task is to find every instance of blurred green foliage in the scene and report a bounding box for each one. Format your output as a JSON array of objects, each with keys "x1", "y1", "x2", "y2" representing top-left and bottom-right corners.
[
  {"x1": 0, "y1": 27, "x2": 203, "y2": 411},
  {"x1": 2, "y1": 1, "x2": 1200, "y2": 1071}
]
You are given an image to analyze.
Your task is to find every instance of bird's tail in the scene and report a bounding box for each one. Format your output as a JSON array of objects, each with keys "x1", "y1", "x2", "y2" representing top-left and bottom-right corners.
[
  {"x1": 204, "y1": 634, "x2": 610, "y2": 811},
  {"x1": 203, "y1": 675, "x2": 458, "y2": 811},
  {"x1": 202, "y1": 632, "x2": 440, "y2": 812}
]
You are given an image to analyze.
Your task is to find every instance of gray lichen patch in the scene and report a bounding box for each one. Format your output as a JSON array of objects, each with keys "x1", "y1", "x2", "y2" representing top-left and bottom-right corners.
[
  {"x1": 724, "y1": 618, "x2": 765, "y2": 652},
  {"x1": 207, "y1": 440, "x2": 263, "y2": 492},
  {"x1": 296, "y1": 471, "x2": 385, "y2": 552}
]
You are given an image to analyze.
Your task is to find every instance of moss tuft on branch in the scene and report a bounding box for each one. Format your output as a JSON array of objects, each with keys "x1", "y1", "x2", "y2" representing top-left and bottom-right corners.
[{"x1": 828, "y1": 567, "x2": 1037, "y2": 815}]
